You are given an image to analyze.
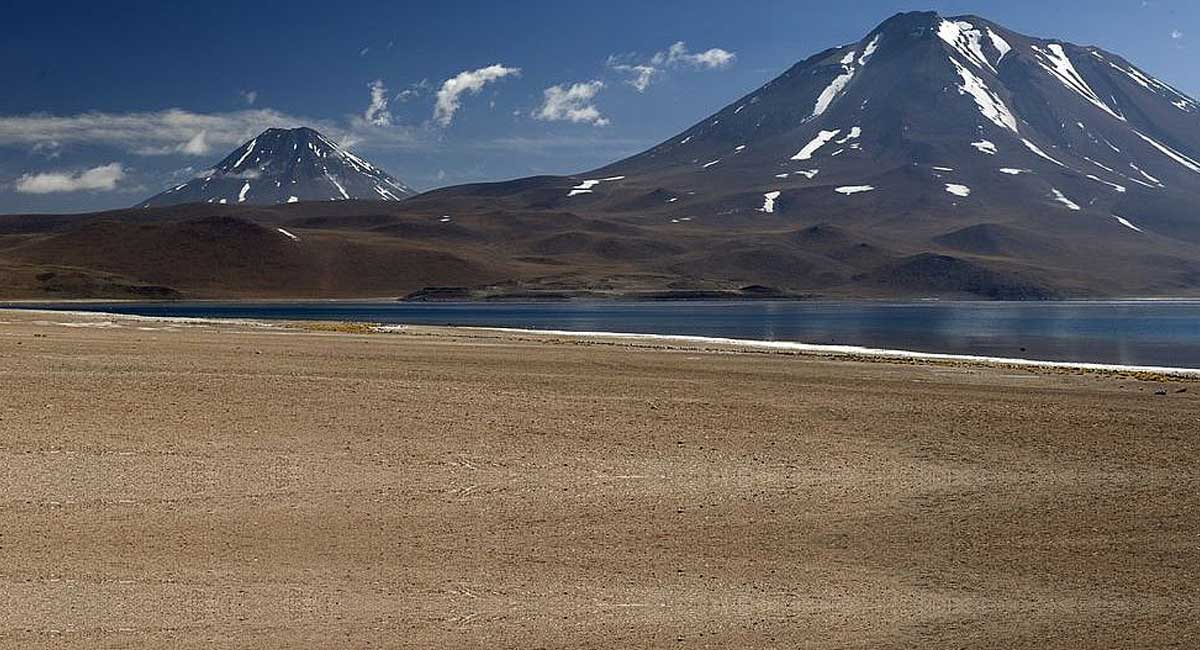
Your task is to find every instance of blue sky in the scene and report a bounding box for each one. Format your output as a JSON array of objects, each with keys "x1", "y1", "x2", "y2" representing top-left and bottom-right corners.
[{"x1": 1, "y1": 0, "x2": 1196, "y2": 212}]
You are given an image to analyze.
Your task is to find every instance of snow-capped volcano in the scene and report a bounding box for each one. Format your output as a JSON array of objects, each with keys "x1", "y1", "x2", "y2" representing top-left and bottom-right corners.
[
  {"x1": 404, "y1": 10, "x2": 1200, "y2": 297},
  {"x1": 140, "y1": 127, "x2": 413, "y2": 207},
  {"x1": 570, "y1": 10, "x2": 1200, "y2": 235}
]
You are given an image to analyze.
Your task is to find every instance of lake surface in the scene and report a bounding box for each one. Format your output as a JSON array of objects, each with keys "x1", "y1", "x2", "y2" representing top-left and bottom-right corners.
[{"x1": 13, "y1": 300, "x2": 1200, "y2": 369}]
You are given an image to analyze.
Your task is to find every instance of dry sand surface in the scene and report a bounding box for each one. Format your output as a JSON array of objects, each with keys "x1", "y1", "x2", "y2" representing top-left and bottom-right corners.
[{"x1": 0, "y1": 308, "x2": 1197, "y2": 649}]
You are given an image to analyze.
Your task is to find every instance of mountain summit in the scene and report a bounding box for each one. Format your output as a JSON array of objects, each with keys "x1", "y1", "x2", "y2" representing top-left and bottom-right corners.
[{"x1": 141, "y1": 127, "x2": 414, "y2": 207}]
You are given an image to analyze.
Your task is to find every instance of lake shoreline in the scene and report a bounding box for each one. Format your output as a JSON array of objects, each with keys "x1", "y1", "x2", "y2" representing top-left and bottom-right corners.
[{"x1": 6, "y1": 306, "x2": 1200, "y2": 378}]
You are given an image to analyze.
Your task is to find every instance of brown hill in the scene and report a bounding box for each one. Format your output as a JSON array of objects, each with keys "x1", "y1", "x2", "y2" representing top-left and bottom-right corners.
[{"x1": 1, "y1": 195, "x2": 1197, "y2": 300}]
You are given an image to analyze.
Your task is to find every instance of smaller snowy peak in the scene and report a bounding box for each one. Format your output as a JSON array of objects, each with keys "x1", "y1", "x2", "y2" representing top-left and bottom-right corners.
[{"x1": 141, "y1": 127, "x2": 414, "y2": 208}]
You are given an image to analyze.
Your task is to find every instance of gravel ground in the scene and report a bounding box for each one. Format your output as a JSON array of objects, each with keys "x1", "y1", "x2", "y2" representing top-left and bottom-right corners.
[{"x1": 0, "y1": 309, "x2": 1196, "y2": 649}]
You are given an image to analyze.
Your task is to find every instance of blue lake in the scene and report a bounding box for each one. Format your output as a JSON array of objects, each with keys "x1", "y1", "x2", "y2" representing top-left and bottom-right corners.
[{"x1": 13, "y1": 300, "x2": 1200, "y2": 369}]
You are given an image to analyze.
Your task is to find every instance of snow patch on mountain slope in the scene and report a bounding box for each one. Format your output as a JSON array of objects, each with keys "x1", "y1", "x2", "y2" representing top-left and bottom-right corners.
[
  {"x1": 938, "y1": 20, "x2": 1000, "y2": 73},
  {"x1": 858, "y1": 35, "x2": 881, "y2": 65},
  {"x1": 326, "y1": 173, "x2": 350, "y2": 200},
  {"x1": 1129, "y1": 163, "x2": 1164, "y2": 187},
  {"x1": 1094, "y1": 52, "x2": 1199, "y2": 112},
  {"x1": 987, "y1": 29, "x2": 1012, "y2": 61},
  {"x1": 835, "y1": 185, "x2": 875, "y2": 195},
  {"x1": 813, "y1": 67, "x2": 857, "y2": 118},
  {"x1": 568, "y1": 176, "x2": 626, "y2": 196},
  {"x1": 1112, "y1": 215, "x2": 1143, "y2": 232},
  {"x1": 811, "y1": 35, "x2": 882, "y2": 120},
  {"x1": 1132, "y1": 130, "x2": 1200, "y2": 174},
  {"x1": 1021, "y1": 139, "x2": 1067, "y2": 167},
  {"x1": 972, "y1": 140, "x2": 998, "y2": 155},
  {"x1": 835, "y1": 126, "x2": 862, "y2": 144},
  {"x1": 1030, "y1": 44, "x2": 1125, "y2": 121},
  {"x1": 233, "y1": 139, "x2": 257, "y2": 168},
  {"x1": 950, "y1": 58, "x2": 1018, "y2": 132},
  {"x1": 1085, "y1": 175, "x2": 1126, "y2": 193},
  {"x1": 792, "y1": 130, "x2": 841, "y2": 160},
  {"x1": 759, "y1": 191, "x2": 781, "y2": 213},
  {"x1": 1050, "y1": 188, "x2": 1081, "y2": 210}
]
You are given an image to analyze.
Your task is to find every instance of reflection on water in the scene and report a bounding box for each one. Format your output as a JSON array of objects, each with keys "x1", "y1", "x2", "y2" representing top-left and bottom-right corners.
[{"x1": 14, "y1": 300, "x2": 1200, "y2": 368}]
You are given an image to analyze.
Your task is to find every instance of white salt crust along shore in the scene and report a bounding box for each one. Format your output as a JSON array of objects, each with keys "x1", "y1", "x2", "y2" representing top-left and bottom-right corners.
[
  {"x1": 469, "y1": 327, "x2": 1200, "y2": 377},
  {"x1": 0, "y1": 308, "x2": 275, "y2": 327}
]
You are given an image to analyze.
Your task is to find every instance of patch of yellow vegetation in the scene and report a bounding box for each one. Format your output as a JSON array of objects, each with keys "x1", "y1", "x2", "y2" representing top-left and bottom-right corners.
[{"x1": 291, "y1": 321, "x2": 381, "y2": 334}]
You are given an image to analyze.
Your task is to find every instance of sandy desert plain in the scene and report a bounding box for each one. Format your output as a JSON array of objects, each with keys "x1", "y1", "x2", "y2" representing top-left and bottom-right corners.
[{"x1": 0, "y1": 307, "x2": 1197, "y2": 649}]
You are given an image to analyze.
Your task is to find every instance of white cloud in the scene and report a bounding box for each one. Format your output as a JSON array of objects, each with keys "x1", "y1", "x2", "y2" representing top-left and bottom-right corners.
[
  {"x1": 395, "y1": 79, "x2": 430, "y2": 103},
  {"x1": 1171, "y1": 29, "x2": 1184, "y2": 40},
  {"x1": 606, "y1": 58, "x2": 658, "y2": 93},
  {"x1": 607, "y1": 42, "x2": 735, "y2": 92},
  {"x1": 15, "y1": 162, "x2": 126, "y2": 194},
  {"x1": 0, "y1": 108, "x2": 356, "y2": 157},
  {"x1": 652, "y1": 41, "x2": 736, "y2": 69},
  {"x1": 240, "y1": 90, "x2": 258, "y2": 106},
  {"x1": 364, "y1": 79, "x2": 392, "y2": 127},
  {"x1": 179, "y1": 130, "x2": 209, "y2": 155},
  {"x1": 31, "y1": 140, "x2": 62, "y2": 159},
  {"x1": 433, "y1": 64, "x2": 521, "y2": 127},
  {"x1": 535, "y1": 81, "x2": 609, "y2": 126}
]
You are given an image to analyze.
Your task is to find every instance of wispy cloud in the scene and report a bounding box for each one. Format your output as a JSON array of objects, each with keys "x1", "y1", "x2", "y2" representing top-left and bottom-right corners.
[
  {"x1": 608, "y1": 41, "x2": 735, "y2": 92},
  {"x1": 240, "y1": 89, "x2": 258, "y2": 106},
  {"x1": 15, "y1": 162, "x2": 126, "y2": 194},
  {"x1": 535, "y1": 81, "x2": 609, "y2": 126},
  {"x1": 0, "y1": 109, "x2": 349, "y2": 157},
  {"x1": 653, "y1": 41, "x2": 737, "y2": 69},
  {"x1": 1171, "y1": 29, "x2": 1184, "y2": 40},
  {"x1": 606, "y1": 59, "x2": 658, "y2": 93},
  {"x1": 178, "y1": 130, "x2": 210, "y2": 155},
  {"x1": 395, "y1": 79, "x2": 431, "y2": 103},
  {"x1": 0, "y1": 107, "x2": 432, "y2": 163},
  {"x1": 433, "y1": 64, "x2": 521, "y2": 127},
  {"x1": 364, "y1": 79, "x2": 392, "y2": 127},
  {"x1": 31, "y1": 140, "x2": 62, "y2": 159}
]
